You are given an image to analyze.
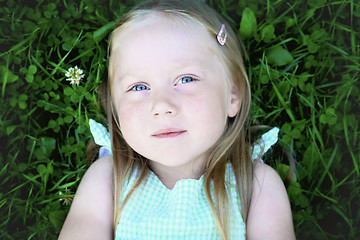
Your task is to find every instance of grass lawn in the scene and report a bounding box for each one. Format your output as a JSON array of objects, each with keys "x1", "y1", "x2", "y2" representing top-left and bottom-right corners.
[{"x1": 0, "y1": 0, "x2": 359, "y2": 239}]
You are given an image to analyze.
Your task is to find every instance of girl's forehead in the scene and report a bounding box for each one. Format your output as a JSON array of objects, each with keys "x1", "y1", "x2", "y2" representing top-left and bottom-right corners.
[
  {"x1": 109, "y1": 13, "x2": 229, "y2": 84},
  {"x1": 111, "y1": 13, "x2": 216, "y2": 53}
]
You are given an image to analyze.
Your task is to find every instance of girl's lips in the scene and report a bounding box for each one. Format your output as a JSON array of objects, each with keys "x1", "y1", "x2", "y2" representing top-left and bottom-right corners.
[{"x1": 152, "y1": 129, "x2": 187, "y2": 138}]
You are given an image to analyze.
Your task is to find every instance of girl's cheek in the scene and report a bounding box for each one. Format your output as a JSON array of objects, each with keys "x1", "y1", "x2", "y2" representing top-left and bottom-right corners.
[
  {"x1": 124, "y1": 91, "x2": 151, "y2": 103},
  {"x1": 119, "y1": 100, "x2": 146, "y2": 118}
]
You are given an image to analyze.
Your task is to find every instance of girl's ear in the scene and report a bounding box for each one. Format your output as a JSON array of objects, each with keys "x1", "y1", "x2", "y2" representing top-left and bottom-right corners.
[{"x1": 227, "y1": 84, "x2": 241, "y2": 118}]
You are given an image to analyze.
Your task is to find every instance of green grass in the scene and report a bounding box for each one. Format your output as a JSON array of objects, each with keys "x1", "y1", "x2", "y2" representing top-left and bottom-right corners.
[{"x1": 0, "y1": 0, "x2": 359, "y2": 239}]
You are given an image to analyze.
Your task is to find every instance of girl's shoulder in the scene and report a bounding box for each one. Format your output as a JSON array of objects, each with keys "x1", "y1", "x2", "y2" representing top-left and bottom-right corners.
[
  {"x1": 89, "y1": 154, "x2": 113, "y2": 175},
  {"x1": 246, "y1": 162, "x2": 296, "y2": 239},
  {"x1": 58, "y1": 155, "x2": 114, "y2": 239},
  {"x1": 78, "y1": 155, "x2": 114, "y2": 189}
]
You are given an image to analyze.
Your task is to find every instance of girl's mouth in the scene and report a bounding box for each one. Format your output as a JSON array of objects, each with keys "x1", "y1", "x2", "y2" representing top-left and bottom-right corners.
[{"x1": 152, "y1": 129, "x2": 187, "y2": 138}]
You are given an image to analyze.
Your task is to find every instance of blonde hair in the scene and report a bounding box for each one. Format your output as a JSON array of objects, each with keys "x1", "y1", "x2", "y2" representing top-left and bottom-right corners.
[{"x1": 106, "y1": 0, "x2": 252, "y2": 239}]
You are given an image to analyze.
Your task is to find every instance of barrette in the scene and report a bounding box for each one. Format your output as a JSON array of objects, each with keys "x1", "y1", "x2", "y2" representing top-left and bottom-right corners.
[{"x1": 217, "y1": 24, "x2": 227, "y2": 46}]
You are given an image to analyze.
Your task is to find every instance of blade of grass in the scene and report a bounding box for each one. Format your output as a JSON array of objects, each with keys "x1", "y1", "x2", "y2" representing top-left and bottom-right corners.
[
  {"x1": 270, "y1": 79, "x2": 296, "y2": 121},
  {"x1": 50, "y1": 30, "x2": 84, "y2": 75},
  {"x1": 1, "y1": 53, "x2": 11, "y2": 97},
  {"x1": 343, "y1": 87, "x2": 359, "y2": 175},
  {"x1": 313, "y1": 143, "x2": 338, "y2": 194},
  {"x1": 314, "y1": 188, "x2": 338, "y2": 204},
  {"x1": 310, "y1": 92, "x2": 324, "y2": 149},
  {"x1": 31, "y1": 56, "x2": 55, "y2": 81},
  {"x1": 330, "y1": 168, "x2": 356, "y2": 195}
]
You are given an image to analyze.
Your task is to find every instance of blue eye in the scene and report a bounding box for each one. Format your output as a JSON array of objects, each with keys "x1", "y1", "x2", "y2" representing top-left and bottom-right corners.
[
  {"x1": 178, "y1": 76, "x2": 194, "y2": 84},
  {"x1": 131, "y1": 84, "x2": 150, "y2": 91}
]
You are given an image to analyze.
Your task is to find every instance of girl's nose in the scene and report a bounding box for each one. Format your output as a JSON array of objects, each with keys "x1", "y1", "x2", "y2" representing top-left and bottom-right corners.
[{"x1": 151, "y1": 91, "x2": 178, "y2": 117}]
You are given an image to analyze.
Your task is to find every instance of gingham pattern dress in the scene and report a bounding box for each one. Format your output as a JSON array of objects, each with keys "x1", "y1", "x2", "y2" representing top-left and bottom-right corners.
[
  {"x1": 115, "y1": 163, "x2": 245, "y2": 239},
  {"x1": 89, "y1": 119, "x2": 279, "y2": 239}
]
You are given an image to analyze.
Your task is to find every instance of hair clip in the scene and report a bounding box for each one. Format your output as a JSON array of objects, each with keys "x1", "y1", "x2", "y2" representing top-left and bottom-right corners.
[{"x1": 217, "y1": 24, "x2": 227, "y2": 46}]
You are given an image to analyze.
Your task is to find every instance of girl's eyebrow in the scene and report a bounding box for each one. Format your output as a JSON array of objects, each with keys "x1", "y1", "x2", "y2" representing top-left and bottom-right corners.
[
  {"x1": 116, "y1": 72, "x2": 139, "y2": 82},
  {"x1": 116, "y1": 76, "x2": 140, "y2": 87},
  {"x1": 114, "y1": 59, "x2": 208, "y2": 84},
  {"x1": 112, "y1": 74, "x2": 135, "y2": 87}
]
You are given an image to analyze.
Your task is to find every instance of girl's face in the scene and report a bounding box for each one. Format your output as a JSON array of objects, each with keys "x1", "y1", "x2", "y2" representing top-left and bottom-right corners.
[{"x1": 111, "y1": 15, "x2": 240, "y2": 175}]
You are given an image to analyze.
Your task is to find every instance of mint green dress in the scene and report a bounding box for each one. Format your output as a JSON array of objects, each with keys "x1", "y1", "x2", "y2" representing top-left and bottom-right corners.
[
  {"x1": 115, "y1": 163, "x2": 245, "y2": 239},
  {"x1": 89, "y1": 119, "x2": 279, "y2": 240}
]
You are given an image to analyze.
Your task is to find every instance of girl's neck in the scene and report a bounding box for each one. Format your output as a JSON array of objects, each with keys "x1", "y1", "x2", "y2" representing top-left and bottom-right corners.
[{"x1": 148, "y1": 160, "x2": 205, "y2": 190}]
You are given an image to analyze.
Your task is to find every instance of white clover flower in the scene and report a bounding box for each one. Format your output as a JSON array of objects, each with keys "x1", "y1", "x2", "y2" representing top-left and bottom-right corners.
[
  {"x1": 59, "y1": 188, "x2": 73, "y2": 205},
  {"x1": 65, "y1": 66, "x2": 85, "y2": 86}
]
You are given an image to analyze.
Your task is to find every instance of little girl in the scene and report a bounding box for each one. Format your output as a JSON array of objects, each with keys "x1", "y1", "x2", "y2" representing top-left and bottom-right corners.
[{"x1": 59, "y1": 0, "x2": 295, "y2": 239}]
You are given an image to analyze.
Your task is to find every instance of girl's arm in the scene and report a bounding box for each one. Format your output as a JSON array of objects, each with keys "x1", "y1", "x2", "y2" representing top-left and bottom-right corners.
[
  {"x1": 246, "y1": 163, "x2": 296, "y2": 240},
  {"x1": 58, "y1": 156, "x2": 114, "y2": 240}
]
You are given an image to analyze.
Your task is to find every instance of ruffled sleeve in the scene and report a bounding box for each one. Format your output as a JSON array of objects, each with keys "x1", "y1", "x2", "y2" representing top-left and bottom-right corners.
[
  {"x1": 251, "y1": 127, "x2": 279, "y2": 162},
  {"x1": 89, "y1": 119, "x2": 112, "y2": 158}
]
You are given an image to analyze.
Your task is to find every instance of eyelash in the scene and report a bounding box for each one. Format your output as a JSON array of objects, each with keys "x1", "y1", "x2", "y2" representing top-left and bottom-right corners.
[
  {"x1": 130, "y1": 84, "x2": 150, "y2": 91},
  {"x1": 128, "y1": 76, "x2": 198, "y2": 92},
  {"x1": 176, "y1": 76, "x2": 196, "y2": 85}
]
